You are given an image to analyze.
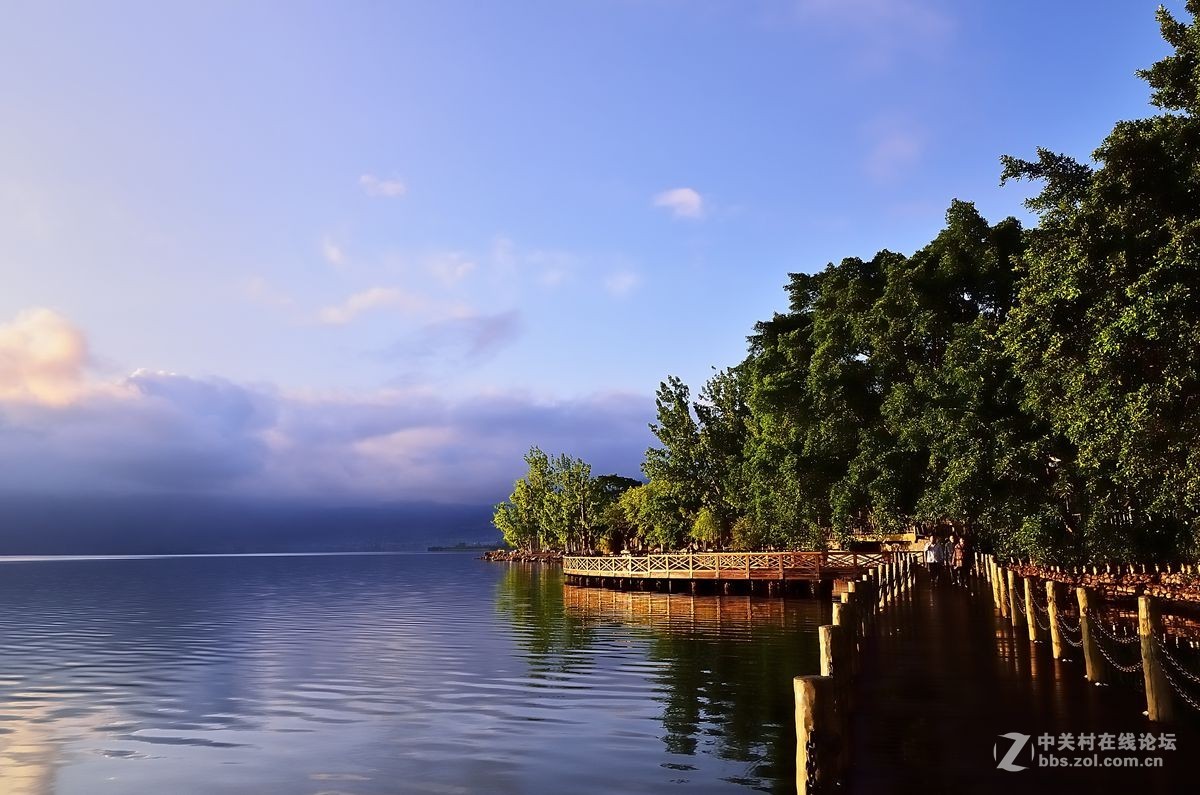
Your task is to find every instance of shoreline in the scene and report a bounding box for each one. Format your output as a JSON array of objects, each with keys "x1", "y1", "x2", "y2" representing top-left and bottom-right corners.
[{"x1": 479, "y1": 549, "x2": 563, "y2": 563}]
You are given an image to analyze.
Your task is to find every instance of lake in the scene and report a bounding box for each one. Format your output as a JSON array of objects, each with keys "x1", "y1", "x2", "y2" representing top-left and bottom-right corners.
[{"x1": 0, "y1": 553, "x2": 826, "y2": 794}]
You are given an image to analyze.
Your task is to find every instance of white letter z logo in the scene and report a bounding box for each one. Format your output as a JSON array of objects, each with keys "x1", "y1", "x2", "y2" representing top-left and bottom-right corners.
[{"x1": 994, "y1": 732, "x2": 1031, "y2": 772}]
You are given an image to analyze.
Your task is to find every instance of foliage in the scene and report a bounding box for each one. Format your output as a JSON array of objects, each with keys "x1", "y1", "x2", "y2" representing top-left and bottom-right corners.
[
  {"x1": 496, "y1": 5, "x2": 1200, "y2": 563},
  {"x1": 493, "y1": 448, "x2": 641, "y2": 553}
]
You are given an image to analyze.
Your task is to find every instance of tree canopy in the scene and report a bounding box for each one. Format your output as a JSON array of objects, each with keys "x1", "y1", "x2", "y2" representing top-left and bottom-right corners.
[{"x1": 495, "y1": 4, "x2": 1200, "y2": 564}]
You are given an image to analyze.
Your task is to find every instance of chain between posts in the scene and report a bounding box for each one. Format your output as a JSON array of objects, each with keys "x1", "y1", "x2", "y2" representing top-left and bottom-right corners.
[
  {"x1": 1155, "y1": 635, "x2": 1200, "y2": 687},
  {"x1": 1159, "y1": 656, "x2": 1200, "y2": 713},
  {"x1": 1057, "y1": 612, "x2": 1081, "y2": 635},
  {"x1": 1034, "y1": 609, "x2": 1051, "y2": 632},
  {"x1": 1086, "y1": 610, "x2": 1141, "y2": 645},
  {"x1": 805, "y1": 732, "x2": 820, "y2": 793},
  {"x1": 1091, "y1": 629, "x2": 1144, "y2": 674}
]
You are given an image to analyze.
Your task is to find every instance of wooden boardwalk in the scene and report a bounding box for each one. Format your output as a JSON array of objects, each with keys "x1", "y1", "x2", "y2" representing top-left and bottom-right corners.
[
  {"x1": 562, "y1": 551, "x2": 892, "y2": 586},
  {"x1": 849, "y1": 572, "x2": 1199, "y2": 794}
]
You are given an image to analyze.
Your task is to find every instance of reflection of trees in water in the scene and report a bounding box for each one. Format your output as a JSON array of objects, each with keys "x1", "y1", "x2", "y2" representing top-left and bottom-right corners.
[
  {"x1": 493, "y1": 564, "x2": 596, "y2": 675},
  {"x1": 561, "y1": 586, "x2": 822, "y2": 792}
]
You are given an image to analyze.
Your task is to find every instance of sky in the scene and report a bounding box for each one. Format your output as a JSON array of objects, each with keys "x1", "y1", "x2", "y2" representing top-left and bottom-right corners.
[{"x1": 0, "y1": 0, "x2": 1181, "y2": 509}]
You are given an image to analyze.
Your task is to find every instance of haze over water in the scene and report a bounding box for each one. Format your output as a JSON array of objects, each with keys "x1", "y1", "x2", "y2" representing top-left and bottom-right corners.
[{"x1": 0, "y1": 553, "x2": 824, "y2": 794}]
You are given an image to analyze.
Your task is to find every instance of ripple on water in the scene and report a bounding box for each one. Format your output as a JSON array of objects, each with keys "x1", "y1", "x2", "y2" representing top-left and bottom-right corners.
[{"x1": 0, "y1": 554, "x2": 823, "y2": 794}]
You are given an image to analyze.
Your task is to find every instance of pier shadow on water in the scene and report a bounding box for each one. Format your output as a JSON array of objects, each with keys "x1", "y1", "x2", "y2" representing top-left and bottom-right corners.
[{"x1": 852, "y1": 573, "x2": 1200, "y2": 795}]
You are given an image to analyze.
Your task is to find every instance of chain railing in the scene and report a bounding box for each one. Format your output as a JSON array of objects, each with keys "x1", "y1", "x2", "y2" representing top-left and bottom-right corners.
[
  {"x1": 1056, "y1": 612, "x2": 1084, "y2": 647},
  {"x1": 1033, "y1": 609, "x2": 1051, "y2": 632},
  {"x1": 1091, "y1": 629, "x2": 1145, "y2": 674},
  {"x1": 1087, "y1": 611, "x2": 1141, "y2": 645},
  {"x1": 1159, "y1": 652, "x2": 1200, "y2": 713},
  {"x1": 1057, "y1": 612, "x2": 1081, "y2": 635},
  {"x1": 1155, "y1": 635, "x2": 1200, "y2": 687}
]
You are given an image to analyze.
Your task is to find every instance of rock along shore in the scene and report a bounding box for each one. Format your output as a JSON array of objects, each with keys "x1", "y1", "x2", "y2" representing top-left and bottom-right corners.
[{"x1": 479, "y1": 549, "x2": 563, "y2": 564}]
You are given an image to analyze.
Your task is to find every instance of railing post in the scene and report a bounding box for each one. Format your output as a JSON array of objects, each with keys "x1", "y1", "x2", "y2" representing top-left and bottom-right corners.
[
  {"x1": 995, "y1": 562, "x2": 1009, "y2": 618},
  {"x1": 1046, "y1": 580, "x2": 1064, "y2": 659},
  {"x1": 1138, "y1": 596, "x2": 1174, "y2": 722},
  {"x1": 818, "y1": 624, "x2": 851, "y2": 776},
  {"x1": 794, "y1": 675, "x2": 840, "y2": 795},
  {"x1": 840, "y1": 586, "x2": 859, "y2": 675},
  {"x1": 1024, "y1": 576, "x2": 1038, "y2": 642},
  {"x1": 1006, "y1": 569, "x2": 1020, "y2": 628},
  {"x1": 1076, "y1": 587, "x2": 1108, "y2": 684}
]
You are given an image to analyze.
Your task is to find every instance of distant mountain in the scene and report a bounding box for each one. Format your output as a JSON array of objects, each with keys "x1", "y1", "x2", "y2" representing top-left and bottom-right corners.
[{"x1": 0, "y1": 494, "x2": 498, "y2": 555}]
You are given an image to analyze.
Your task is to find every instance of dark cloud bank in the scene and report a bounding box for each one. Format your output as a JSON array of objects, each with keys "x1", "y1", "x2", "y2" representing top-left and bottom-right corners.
[{"x1": 0, "y1": 364, "x2": 653, "y2": 555}]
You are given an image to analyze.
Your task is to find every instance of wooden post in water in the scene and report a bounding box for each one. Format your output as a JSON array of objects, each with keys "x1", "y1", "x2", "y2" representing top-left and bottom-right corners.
[
  {"x1": 1138, "y1": 596, "x2": 1174, "y2": 722},
  {"x1": 1046, "y1": 580, "x2": 1064, "y2": 659},
  {"x1": 794, "y1": 675, "x2": 840, "y2": 795},
  {"x1": 840, "y1": 588, "x2": 859, "y2": 675},
  {"x1": 1006, "y1": 569, "x2": 1021, "y2": 628},
  {"x1": 993, "y1": 559, "x2": 1007, "y2": 615},
  {"x1": 1076, "y1": 587, "x2": 1108, "y2": 684},
  {"x1": 1024, "y1": 576, "x2": 1038, "y2": 642},
  {"x1": 818, "y1": 624, "x2": 851, "y2": 775}
]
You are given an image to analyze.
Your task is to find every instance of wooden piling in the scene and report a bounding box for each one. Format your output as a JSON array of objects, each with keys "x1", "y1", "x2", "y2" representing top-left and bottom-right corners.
[
  {"x1": 1076, "y1": 587, "x2": 1108, "y2": 684},
  {"x1": 794, "y1": 675, "x2": 840, "y2": 795},
  {"x1": 1006, "y1": 569, "x2": 1020, "y2": 627},
  {"x1": 1023, "y1": 576, "x2": 1038, "y2": 642},
  {"x1": 1046, "y1": 580, "x2": 1064, "y2": 659},
  {"x1": 1138, "y1": 596, "x2": 1174, "y2": 722},
  {"x1": 994, "y1": 560, "x2": 1008, "y2": 616},
  {"x1": 818, "y1": 624, "x2": 851, "y2": 773},
  {"x1": 840, "y1": 590, "x2": 859, "y2": 675}
]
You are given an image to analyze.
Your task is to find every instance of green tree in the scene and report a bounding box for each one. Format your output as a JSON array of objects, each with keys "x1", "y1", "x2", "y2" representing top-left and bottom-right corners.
[{"x1": 999, "y1": 2, "x2": 1200, "y2": 560}]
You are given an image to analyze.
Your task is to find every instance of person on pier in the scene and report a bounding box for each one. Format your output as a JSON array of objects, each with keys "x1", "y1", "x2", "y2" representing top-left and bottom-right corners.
[
  {"x1": 924, "y1": 537, "x2": 944, "y2": 583},
  {"x1": 949, "y1": 536, "x2": 965, "y2": 585}
]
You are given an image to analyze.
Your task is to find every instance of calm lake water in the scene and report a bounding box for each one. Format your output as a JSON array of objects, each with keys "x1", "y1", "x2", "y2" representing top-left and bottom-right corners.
[{"x1": 0, "y1": 553, "x2": 825, "y2": 794}]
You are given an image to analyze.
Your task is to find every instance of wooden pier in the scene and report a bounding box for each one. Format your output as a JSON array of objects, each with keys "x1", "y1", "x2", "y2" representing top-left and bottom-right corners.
[{"x1": 562, "y1": 551, "x2": 892, "y2": 593}]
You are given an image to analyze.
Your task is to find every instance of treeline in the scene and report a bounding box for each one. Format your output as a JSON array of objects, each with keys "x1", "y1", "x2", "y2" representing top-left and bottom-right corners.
[{"x1": 495, "y1": 5, "x2": 1200, "y2": 564}]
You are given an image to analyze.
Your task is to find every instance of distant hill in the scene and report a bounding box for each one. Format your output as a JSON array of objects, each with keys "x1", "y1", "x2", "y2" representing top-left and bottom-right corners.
[{"x1": 0, "y1": 494, "x2": 498, "y2": 555}]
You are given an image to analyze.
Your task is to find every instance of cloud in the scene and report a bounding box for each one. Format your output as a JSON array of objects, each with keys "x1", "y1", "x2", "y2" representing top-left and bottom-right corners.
[
  {"x1": 0, "y1": 308, "x2": 89, "y2": 405},
  {"x1": 321, "y1": 236, "x2": 347, "y2": 267},
  {"x1": 794, "y1": 0, "x2": 953, "y2": 57},
  {"x1": 0, "y1": 308, "x2": 651, "y2": 504},
  {"x1": 241, "y1": 276, "x2": 295, "y2": 309},
  {"x1": 390, "y1": 310, "x2": 523, "y2": 366},
  {"x1": 428, "y1": 252, "x2": 477, "y2": 286},
  {"x1": 316, "y1": 287, "x2": 427, "y2": 325},
  {"x1": 863, "y1": 118, "x2": 925, "y2": 181},
  {"x1": 359, "y1": 174, "x2": 407, "y2": 198},
  {"x1": 604, "y1": 271, "x2": 641, "y2": 297},
  {"x1": 653, "y1": 187, "x2": 705, "y2": 219}
]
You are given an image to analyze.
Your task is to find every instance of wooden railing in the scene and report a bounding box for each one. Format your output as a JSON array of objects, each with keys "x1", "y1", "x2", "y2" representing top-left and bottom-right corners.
[{"x1": 562, "y1": 551, "x2": 891, "y2": 581}]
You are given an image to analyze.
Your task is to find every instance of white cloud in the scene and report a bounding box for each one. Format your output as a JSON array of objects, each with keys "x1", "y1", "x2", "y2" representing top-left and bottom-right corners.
[
  {"x1": 863, "y1": 120, "x2": 924, "y2": 181},
  {"x1": 792, "y1": 0, "x2": 950, "y2": 65},
  {"x1": 604, "y1": 271, "x2": 641, "y2": 297},
  {"x1": 359, "y1": 174, "x2": 407, "y2": 198},
  {"x1": 428, "y1": 252, "x2": 477, "y2": 286},
  {"x1": 653, "y1": 187, "x2": 705, "y2": 219},
  {"x1": 0, "y1": 308, "x2": 89, "y2": 405},
  {"x1": 321, "y1": 236, "x2": 347, "y2": 268},
  {"x1": 241, "y1": 277, "x2": 295, "y2": 310},
  {"x1": 317, "y1": 287, "x2": 426, "y2": 325}
]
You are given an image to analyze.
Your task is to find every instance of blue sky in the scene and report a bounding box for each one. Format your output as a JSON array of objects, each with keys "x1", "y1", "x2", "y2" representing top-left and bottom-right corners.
[{"x1": 0, "y1": 1, "x2": 1178, "y2": 505}]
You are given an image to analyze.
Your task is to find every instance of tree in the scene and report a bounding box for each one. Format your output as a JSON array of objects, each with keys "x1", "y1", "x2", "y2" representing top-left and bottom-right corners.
[{"x1": 999, "y1": 2, "x2": 1200, "y2": 560}]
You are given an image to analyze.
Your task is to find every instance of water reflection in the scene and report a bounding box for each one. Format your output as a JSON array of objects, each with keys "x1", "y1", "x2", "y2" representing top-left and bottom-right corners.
[
  {"x1": 2, "y1": 554, "x2": 826, "y2": 794},
  {"x1": 495, "y1": 566, "x2": 826, "y2": 792}
]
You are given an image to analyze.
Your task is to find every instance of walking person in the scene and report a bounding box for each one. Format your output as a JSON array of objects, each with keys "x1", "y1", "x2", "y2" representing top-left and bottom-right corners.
[
  {"x1": 924, "y1": 536, "x2": 943, "y2": 583},
  {"x1": 950, "y1": 536, "x2": 965, "y2": 585}
]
